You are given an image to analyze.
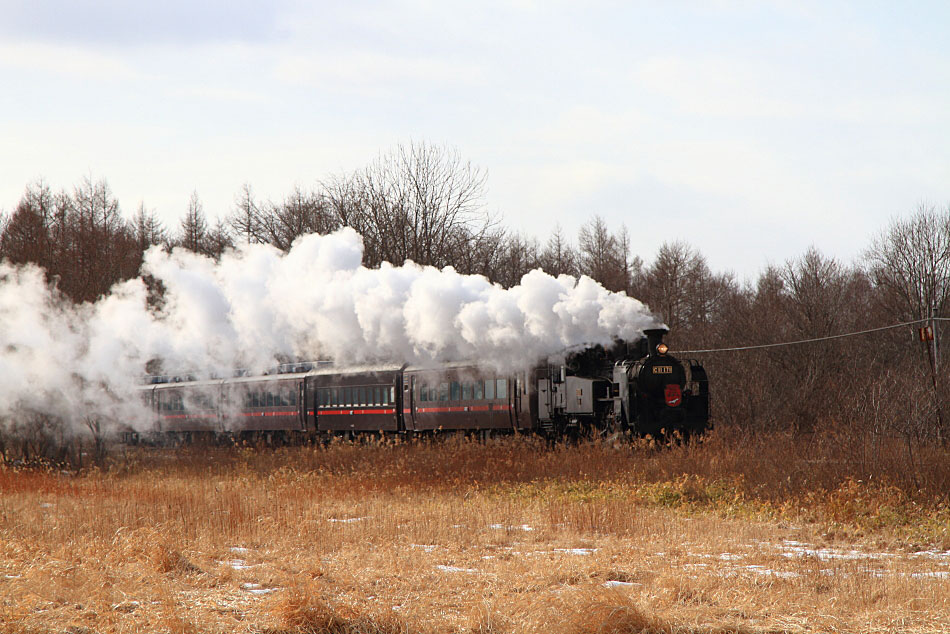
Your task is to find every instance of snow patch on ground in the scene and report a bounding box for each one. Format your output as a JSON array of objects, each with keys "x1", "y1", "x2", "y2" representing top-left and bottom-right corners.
[
  {"x1": 910, "y1": 571, "x2": 950, "y2": 579},
  {"x1": 742, "y1": 565, "x2": 800, "y2": 579},
  {"x1": 912, "y1": 550, "x2": 950, "y2": 560},
  {"x1": 553, "y1": 548, "x2": 597, "y2": 556},
  {"x1": 730, "y1": 540, "x2": 950, "y2": 579},
  {"x1": 436, "y1": 565, "x2": 479, "y2": 573},
  {"x1": 775, "y1": 540, "x2": 895, "y2": 561},
  {"x1": 411, "y1": 544, "x2": 438, "y2": 553},
  {"x1": 218, "y1": 559, "x2": 259, "y2": 570},
  {"x1": 604, "y1": 580, "x2": 637, "y2": 588}
]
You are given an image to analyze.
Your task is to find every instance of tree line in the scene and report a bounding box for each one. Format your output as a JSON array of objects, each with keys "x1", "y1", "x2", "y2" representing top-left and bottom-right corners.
[{"x1": 3, "y1": 142, "x2": 950, "y2": 445}]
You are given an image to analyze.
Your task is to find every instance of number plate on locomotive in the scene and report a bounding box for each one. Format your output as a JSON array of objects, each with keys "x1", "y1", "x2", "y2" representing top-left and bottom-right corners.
[{"x1": 652, "y1": 366, "x2": 673, "y2": 374}]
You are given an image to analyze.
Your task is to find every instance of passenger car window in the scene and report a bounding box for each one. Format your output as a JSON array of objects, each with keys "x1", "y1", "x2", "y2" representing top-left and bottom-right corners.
[
  {"x1": 496, "y1": 379, "x2": 508, "y2": 399},
  {"x1": 485, "y1": 379, "x2": 495, "y2": 399}
]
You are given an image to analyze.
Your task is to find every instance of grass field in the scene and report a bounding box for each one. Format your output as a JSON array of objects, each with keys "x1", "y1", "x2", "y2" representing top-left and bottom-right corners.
[{"x1": 1, "y1": 430, "x2": 949, "y2": 633}]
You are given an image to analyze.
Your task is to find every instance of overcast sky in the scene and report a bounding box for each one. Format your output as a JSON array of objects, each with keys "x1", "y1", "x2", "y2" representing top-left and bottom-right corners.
[{"x1": 2, "y1": 1, "x2": 948, "y2": 279}]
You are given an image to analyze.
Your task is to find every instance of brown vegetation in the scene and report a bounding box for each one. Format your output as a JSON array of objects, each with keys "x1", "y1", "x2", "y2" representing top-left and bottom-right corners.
[{"x1": 1, "y1": 434, "x2": 948, "y2": 633}]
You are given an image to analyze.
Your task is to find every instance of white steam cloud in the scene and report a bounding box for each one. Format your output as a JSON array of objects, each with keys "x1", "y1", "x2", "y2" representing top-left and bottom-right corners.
[{"x1": 0, "y1": 228, "x2": 659, "y2": 432}]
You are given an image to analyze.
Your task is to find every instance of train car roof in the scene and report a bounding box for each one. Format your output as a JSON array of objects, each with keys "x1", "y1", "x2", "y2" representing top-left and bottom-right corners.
[
  {"x1": 403, "y1": 360, "x2": 502, "y2": 372},
  {"x1": 306, "y1": 363, "x2": 405, "y2": 376},
  {"x1": 227, "y1": 371, "x2": 313, "y2": 384},
  {"x1": 148, "y1": 377, "x2": 225, "y2": 389}
]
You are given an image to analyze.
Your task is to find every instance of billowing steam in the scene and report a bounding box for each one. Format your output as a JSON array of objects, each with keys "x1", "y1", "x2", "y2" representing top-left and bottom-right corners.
[{"x1": 0, "y1": 228, "x2": 659, "y2": 431}]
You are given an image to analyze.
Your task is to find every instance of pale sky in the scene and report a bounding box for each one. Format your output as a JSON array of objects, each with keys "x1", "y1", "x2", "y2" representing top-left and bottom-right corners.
[{"x1": 2, "y1": 1, "x2": 948, "y2": 280}]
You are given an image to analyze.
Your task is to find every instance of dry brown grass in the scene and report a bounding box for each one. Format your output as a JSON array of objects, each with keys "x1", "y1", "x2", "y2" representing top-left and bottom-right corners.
[{"x1": 1, "y1": 431, "x2": 949, "y2": 633}]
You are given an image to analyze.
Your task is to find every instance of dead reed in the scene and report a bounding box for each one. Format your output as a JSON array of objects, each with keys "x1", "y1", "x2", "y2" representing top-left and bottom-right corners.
[{"x1": 0, "y1": 430, "x2": 948, "y2": 633}]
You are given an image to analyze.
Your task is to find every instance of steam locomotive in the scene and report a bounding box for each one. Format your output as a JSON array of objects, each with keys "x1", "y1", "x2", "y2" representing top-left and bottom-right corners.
[{"x1": 133, "y1": 328, "x2": 708, "y2": 442}]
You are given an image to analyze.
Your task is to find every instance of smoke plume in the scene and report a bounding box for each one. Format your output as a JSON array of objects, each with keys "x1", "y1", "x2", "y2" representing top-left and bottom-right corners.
[{"x1": 0, "y1": 228, "x2": 659, "y2": 432}]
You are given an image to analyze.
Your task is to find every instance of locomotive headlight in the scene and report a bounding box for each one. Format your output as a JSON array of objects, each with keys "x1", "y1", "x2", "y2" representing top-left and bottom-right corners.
[{"x1": 656, "y1": 343, "x2": 669, "y2": 355}]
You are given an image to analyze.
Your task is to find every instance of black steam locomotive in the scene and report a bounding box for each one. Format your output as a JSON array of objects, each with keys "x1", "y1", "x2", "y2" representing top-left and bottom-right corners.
[
  {"x1": 535, "y1": 328, "x2": 708, "y2": 438},
  {"x1": 133, "y1": 328, "x2": 708, "y2": 442}
]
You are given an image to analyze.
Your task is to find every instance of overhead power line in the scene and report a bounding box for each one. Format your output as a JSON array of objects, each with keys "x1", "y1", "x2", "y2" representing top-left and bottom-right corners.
[{"x1": 676, "y1": 318, "x2": 950, "y2": 355}]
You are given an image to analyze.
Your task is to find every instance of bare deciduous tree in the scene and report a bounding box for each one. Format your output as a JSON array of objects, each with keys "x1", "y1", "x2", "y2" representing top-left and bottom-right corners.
[
  {"x1": 1, "y1": 178, "x2": 141, "y2": 302},
  {"x1": 323, "y1": 142, "x2": 496, "y2": 269},
  {"x1": 640, "y1": 240, "x2": 697, "y2": 333},
  {"x1": 782, "y1": 247, "x2": 861, "y2": 337},
  {"x1": 174, "y1": 191, "x2": 232, "y2": 258},
  {"x1": 230, "y1": 183, "x2": 263, "y2": 246},
  {"x1": 865, "y1": 204, "x2": 950, "y2": 322},
  {"x1": 491, "y1": 232, "x2": 541, "y2": 288},
  {"x1": 864, "y1": 205, "x2": 950, "y2": 440},
  {"x1": 453, "y1": 226, "x2": 507, "y2": 279},
  {"x1": 539, "y1": 224, "x2": 578, "y2": 278},
  {"x1": 683, "y1": 254, "x2": 735, "y2": 347},
  {"x1": 0, "y1": 181, "x2": 55, "y2": 267},
  {"x1": 259, "y1": 187, "x2": 339, "y2": 251},
  {"x1": 63, "y1": 177, "x2": 139, "y2": 302},
  {"x1": 177, "y1": 191, "x2": 208, "y2": 254},
  {"x1": 131, "y1": 203, "x2": 167, "y2": 252},
  {"x1": 578, "y1": 215, "x2": 628, "y2": 291},
  {"x1": 205, "y1": 219, "x2": 234, "y2": 259}
]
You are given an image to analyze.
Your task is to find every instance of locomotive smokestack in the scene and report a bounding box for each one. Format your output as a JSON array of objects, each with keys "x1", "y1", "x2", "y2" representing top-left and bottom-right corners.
[{"x1": 643, "y1": 328, "x2": 669, "y2": 358}]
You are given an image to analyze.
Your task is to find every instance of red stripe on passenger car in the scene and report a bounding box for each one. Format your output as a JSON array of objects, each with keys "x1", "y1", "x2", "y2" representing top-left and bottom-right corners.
[
  {"x1": 161, "y1": 413, "x2": 216, "y2": 420},
  {"x1": 319, "y1": 408, "x2": 396, "y2": 416}
]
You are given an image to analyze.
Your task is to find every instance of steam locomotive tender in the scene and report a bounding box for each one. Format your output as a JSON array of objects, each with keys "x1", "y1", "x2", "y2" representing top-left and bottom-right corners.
[{"x1": 134, "y1": 328, "x2": 708, "y2": 442}]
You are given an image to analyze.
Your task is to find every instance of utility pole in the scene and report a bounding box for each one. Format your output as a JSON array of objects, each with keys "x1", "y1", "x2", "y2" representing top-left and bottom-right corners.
[{"x1": 921, "y1": 309, "x2": 944, "y2": 442}]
